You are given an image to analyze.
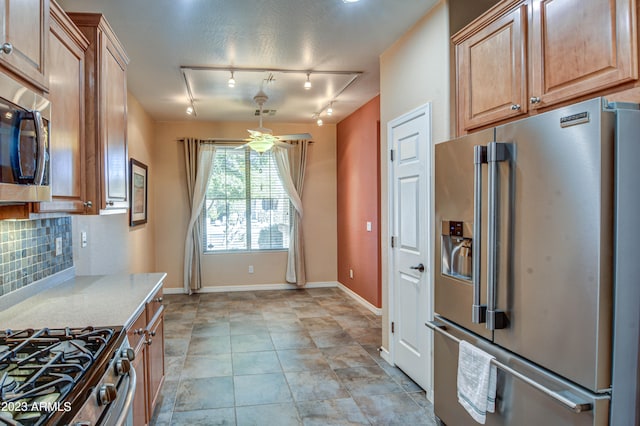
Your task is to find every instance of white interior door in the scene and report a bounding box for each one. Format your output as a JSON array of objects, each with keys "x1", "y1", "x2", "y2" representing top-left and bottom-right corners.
[{"x1": 389, "y1": 104, "x2": 432, "y2": 395}]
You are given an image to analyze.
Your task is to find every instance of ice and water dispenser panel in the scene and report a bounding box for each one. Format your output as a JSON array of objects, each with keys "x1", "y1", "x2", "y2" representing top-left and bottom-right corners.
[{"x1": 441, "y1": 220, "x2": 473, "y2": 281}]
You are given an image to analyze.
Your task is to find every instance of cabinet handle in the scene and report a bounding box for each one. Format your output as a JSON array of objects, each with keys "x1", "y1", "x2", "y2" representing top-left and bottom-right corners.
[
  {"x1": 133, "y1": 328, "x2": 144, "y2": 335},
  {"x1": 153, "y1": 297, "x2": 163, "y2": 303},
  {"x1": 149, "y1": 330, "x2": 157, "y2": 337},
  {"x1": 146, "y1": 338, "x2": 153, "y2": 346},
  {"x1": 0, "y1": 42, "x2": 13, "y2": 55},
  {"x1": 530, "y1": 96, "x2": 541, "y2": 104},
  {"x1": 83, "y1": 201, "x2": 93, "y2": 208},
  {"x1": 510, "y1": 104, "x2": 521, "y2": 111}
]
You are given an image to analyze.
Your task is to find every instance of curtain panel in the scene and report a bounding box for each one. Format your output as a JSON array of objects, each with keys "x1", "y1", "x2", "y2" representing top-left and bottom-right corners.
[
  {"x1": 183, "y1": 139, "x2": 216, "y2": 294},
  {"x1": 273, "y1": 140, "x2": 309, "y2": 286}
]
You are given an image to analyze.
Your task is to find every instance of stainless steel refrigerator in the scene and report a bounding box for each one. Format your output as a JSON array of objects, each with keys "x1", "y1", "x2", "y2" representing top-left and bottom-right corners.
[{"x1": 429, "y1": 97, "x2": 640, "y2": 425}]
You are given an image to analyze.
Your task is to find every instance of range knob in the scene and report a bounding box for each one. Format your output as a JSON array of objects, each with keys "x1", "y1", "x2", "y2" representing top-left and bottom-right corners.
[
  {"x1": 120, "y1": 347, "x2": 135, "y2": 361},
  {"x1": 98, "y1": 384, "x2": 117, "y2": 406},
  {"x1": 115, "y1": 358, "x2": 131, "y2": 376}
]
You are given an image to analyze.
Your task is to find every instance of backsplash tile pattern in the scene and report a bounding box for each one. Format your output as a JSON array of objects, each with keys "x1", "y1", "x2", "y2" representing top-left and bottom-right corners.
[{"x1": 0, "y1": 217, "x2": 73, "y2": 297}]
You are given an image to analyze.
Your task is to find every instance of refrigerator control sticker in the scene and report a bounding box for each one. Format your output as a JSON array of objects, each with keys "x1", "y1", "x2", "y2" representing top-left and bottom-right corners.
[{"x1": 560, "y1": 111, "x2": 589, "y2": 128}]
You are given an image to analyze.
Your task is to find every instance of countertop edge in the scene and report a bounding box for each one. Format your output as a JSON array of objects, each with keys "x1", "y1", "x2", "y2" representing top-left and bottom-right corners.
[
  {"x1": 123, "y1": 274, "x2": 166, "y2": 330},
  {"x1": 0, "y1": 272, "x2": 167, "y2": 330}
]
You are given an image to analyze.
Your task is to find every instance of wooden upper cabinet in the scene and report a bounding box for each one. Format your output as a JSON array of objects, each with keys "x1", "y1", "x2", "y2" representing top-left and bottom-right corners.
[
  {"x1": 529, "y1": 0, "x2": 638, "y2": 108},
  {"x1": 0, "y1": 0, "x2": 49, "y2": 92},
  {"x1": 66, "y1": 13, "x2": 129, "y2": 214},
  {"x1": 453, "y1": 0, "x2": 639, "y2": 134},
  {"x1": 34, "y1": 0, "x2": 88, "y2": 214},
  {"x1": 454, "y1": 0, "x2": 528, "y2": 133}
]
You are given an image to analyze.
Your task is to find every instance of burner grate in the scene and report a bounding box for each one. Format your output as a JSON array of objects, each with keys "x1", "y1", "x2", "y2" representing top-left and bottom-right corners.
[{"x1": 0, "y1": 327, "x2": 116, "y2": 426}]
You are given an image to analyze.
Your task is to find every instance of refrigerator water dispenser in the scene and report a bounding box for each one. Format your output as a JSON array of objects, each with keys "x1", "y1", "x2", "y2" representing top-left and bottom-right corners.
[{"x1": 441, "y1": 221, "x2": 473, "y2": 281}]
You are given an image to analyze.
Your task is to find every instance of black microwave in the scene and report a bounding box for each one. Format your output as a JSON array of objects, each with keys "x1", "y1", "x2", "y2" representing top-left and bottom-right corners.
[{"x1": 0, "y1": 72, "x2": 51, "y2": 202}]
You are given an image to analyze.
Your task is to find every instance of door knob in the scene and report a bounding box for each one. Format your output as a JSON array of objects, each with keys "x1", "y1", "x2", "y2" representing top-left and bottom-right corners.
[
  {"x1": 410, "y1": 263, "x2": 425, "y2": 273},
  {"x1": 0, "y1": 43, "x2": 13, "y2": 55}
]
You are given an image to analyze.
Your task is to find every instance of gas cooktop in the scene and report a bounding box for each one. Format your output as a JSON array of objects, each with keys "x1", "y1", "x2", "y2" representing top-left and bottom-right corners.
[{"x1": 0, "y1": 327, "x2": 122, "y2": 425}]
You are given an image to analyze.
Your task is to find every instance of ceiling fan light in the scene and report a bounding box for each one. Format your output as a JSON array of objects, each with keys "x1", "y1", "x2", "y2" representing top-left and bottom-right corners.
[
  {"x1": 228, "y1": 71, "x2": 236, "y2": 88},
  {"x1": 304, "y1": 73, "x2": 312, "y2": 90},
  {"x1": 246, "y1": 130, "x2": 279, "y2": 153}
]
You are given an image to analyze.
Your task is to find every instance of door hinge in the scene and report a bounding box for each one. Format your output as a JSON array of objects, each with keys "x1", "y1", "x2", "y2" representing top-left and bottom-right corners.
[
  {"x1": 391, "y1": 322, "x2": 395, "y2": 333},
  {"x1": 390, "y1": 149, "x2": 395, "y2": 162},
  {"x1": 391, "y1": 236, "x2": 397, "y2": 248}
]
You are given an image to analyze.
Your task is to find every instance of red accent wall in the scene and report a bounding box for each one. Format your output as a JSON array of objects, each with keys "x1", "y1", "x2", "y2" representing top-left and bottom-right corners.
[{"x1": 336, "y1": 95, "x2": 381, "y2": 308}]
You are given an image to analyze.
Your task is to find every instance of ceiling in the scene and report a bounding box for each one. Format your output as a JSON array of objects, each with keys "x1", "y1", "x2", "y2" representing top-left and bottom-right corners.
[{"x1": 57, "y1": 0, "x2": 439, "y2": 125}]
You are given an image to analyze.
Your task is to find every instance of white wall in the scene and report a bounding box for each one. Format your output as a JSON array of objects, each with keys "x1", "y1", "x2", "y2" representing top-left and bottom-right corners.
[{"x1": 379, "y1": 0, "x2": 451, "y2": 350}]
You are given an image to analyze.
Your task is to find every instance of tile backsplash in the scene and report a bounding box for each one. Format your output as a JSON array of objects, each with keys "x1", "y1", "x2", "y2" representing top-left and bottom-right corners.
[{"x1": 0, "y1": 217, "x2": 73, "y2": 297}]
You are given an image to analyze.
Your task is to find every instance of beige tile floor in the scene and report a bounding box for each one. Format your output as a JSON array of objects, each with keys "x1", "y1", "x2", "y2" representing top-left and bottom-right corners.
[{"x1": 150, "y1": 287, "x2": 437, "y2": 425}]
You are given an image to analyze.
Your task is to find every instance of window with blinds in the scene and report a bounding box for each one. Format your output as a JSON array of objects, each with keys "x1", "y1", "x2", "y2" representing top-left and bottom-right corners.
[{"x1": 203, "y1": 147, "x2": 290, "y2": 252}]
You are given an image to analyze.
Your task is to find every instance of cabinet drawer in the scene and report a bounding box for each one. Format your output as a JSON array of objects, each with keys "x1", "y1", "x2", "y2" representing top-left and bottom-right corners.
[
  {"x1": 127, "y1": 310, "x2": 146, "y2": 352},
  {"x1": 146, "y1": 287, "x2": 163, "y2": 324}
]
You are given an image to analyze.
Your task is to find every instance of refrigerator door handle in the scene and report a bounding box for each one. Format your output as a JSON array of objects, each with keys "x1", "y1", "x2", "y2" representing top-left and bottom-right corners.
[
  {"x1": 487, "y1": 142, "x2": 508, "y2": 330},
  {"x1": 426, "y1": 320, "x2": 594, "y2": 414},
  {"x1": 472, "y1": 145, "x2": 487, "y2": 323}
]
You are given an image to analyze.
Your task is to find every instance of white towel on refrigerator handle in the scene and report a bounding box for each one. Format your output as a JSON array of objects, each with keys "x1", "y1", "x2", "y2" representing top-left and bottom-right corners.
[{"x1": 457, "y1": 340, "x2": 498, "y2": 424}]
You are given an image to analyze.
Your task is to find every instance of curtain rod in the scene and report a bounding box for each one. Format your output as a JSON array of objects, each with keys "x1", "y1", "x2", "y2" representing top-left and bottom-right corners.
[
  {"x1": 177, "y1": 138, "x2": 244, "y2": 144},
  {"x1": 176, "y1": 138, "x2": 313, "y2": 144}
]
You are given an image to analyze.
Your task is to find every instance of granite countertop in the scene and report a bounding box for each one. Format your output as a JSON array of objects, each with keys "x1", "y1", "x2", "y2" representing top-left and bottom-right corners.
[{"x1": 0, "y1": 270, "x2": 166, "y2": 330}]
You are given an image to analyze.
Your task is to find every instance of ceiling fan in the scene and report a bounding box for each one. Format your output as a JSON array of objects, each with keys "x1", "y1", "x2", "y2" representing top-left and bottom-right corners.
[{"x1": 238, "y1": 90, "x2": 312, "y2": 153}]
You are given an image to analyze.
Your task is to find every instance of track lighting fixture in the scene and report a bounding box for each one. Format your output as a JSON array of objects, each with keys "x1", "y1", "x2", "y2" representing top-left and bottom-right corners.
[{"x1": 181, "y1": 66, "x2": 364, "y2": 121}]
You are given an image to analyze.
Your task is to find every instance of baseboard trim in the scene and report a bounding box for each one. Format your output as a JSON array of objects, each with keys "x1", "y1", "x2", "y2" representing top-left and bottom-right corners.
[
  {"x1": 379, "y1": 346, "x2": 392, "y2": 365},
  {"x1": 163, "y1": 281, "x2": 338, "y2": 295},
  {"x1": 336, "y1": 282, "x2": 382, "y2": 316}
]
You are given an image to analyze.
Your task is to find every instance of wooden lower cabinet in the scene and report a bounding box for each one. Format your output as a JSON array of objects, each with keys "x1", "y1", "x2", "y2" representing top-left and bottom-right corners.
[
  {"x1": 128, "y1": 288, "x2": 165, "y2": 426},
  {"x1": 146, "y1": 308, "x2": 165, "y2": 417},
  {"x1": 131, "y1": 350, "x2": 147, "y2": 426}
]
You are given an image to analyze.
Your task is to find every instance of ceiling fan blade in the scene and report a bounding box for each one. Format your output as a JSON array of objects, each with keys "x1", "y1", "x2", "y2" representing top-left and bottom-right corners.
[
  {"x1": 276, "y1": 133, "x2": 312, "y2": 141},
  {"x1": 235, "y1": 142, "x2": 251, "y2": 150}
]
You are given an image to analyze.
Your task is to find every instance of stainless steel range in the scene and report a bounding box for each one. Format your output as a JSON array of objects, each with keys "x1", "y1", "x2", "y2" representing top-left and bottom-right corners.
[{"x1": 0, "y1": 327, "x2": 135, "y2": 426}]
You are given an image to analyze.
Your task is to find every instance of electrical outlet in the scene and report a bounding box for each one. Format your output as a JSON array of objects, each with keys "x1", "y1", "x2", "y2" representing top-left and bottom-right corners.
[
  {"x1": 81, "y1": 231, "x2": 87, "y2": 248},
  {"x1": 349, "y1": 269, "x2": 354, "y2": 279},
  {"x1": 55, "y1": 237, "x2": 62, "y2": 256},
  {"x1": 366, "y1": 221, "x2": 372, "y2": 232},
  {"x1": 248, "y1": 265, "x2": 254, "y2": 274}
]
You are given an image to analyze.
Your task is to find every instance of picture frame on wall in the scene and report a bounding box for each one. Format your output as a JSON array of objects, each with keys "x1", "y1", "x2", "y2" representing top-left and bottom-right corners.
[{"x1": 129, "y1": 158, "x2": 148, "y2": 226}]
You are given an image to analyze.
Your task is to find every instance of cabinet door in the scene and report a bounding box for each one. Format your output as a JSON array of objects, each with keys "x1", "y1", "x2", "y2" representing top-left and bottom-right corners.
[
  {"x1": 102, "y1": 33, "x2": 128, "y2": 210},
  {"x1": 146, "y1": 307, "x2": 165, "y2": 418},
  {"x1": 0, "y1": 0, "x2": 49, "y2": 91},
  {"x1": 529, "y1": 0, "x2": 638, "y2": 108},
  {"x1": 35, "y1": 2, "x2": 87, "y2": 214},
  {"x1": 455, "y1": 1, "x2": 528, "y2": 133},
  {"x1": 131, "y1": 348, "x2": 148, "y2": 426}
]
